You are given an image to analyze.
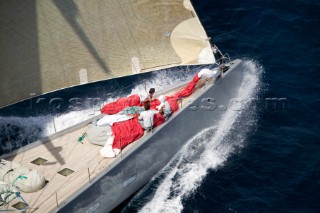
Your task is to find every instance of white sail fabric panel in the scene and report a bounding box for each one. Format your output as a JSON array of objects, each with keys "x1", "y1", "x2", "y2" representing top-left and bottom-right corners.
[{"x1": 0, "y1": 0, "x2": 213, "y2": 108}]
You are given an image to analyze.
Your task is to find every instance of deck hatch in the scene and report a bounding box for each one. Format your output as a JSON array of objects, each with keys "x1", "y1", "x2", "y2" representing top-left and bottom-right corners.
[
  {"x1": 31, "y1": 157, "x2": 47, "y2": 166},
  {"x1": 58, "y1": 168, "x2": 74, "y2": 176},
  {"x1": 12, "y1": 201, "x2": 28, "y2": 210}
]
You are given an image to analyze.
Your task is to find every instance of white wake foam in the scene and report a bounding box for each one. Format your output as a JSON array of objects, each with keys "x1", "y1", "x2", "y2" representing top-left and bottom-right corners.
[{"x1": 139, "y1": 60, "x2": 262, "y2": 213}]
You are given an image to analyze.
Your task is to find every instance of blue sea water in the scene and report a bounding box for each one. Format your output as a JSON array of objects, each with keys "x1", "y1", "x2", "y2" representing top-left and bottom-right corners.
[
  {"x1": 1, "y1": 0, "x2": 319, "y2": 212},
  {"x1": 123, "y1": 0, "x2": 320, "y2": 212}
]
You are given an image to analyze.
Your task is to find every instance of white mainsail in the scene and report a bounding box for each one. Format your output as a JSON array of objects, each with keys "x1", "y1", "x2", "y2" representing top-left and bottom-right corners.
[{"x1": 0, "y1": 0, "x2": 214, "y2": 108}]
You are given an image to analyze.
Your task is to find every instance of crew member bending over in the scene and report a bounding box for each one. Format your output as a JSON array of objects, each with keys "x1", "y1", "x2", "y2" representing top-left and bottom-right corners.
[
  {"x1": 195, "y1": 68, "x2": 221, "y2": 90},
  {"x1": 157, "y1": 95, "x2": 172, "y2": 120}
]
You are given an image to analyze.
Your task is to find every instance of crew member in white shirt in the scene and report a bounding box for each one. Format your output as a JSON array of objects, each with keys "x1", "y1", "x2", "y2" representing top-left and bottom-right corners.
[{"x1": 138, "y1": 101, "x2": 158, "y2": 130}]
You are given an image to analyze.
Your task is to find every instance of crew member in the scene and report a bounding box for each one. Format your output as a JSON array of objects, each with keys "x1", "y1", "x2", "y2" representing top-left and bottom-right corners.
[{"x1": 138, "y1": 101, "x2": 158, "y2": 130}]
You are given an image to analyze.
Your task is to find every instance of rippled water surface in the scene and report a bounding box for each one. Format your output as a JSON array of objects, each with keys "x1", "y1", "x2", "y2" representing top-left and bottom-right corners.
[{"x1": 125, "y1": 1, "x2": 320, "y2": 212}]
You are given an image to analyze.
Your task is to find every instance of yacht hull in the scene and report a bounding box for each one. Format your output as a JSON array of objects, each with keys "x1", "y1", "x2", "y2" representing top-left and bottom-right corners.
[{"x1": 58, "y1": 59, "x2": 244, "y2": 213}]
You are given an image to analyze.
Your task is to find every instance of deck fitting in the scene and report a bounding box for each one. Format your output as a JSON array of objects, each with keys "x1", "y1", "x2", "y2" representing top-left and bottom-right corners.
[
  {"x1": 31, "y1": 157, "x2": 48, "y2": 166},
  {"x1": 57, "y1": 168, "x2": 74, "y2": 176},
  {"x1": 12, "y1": 201, "x2": 28, "y2": 210}
]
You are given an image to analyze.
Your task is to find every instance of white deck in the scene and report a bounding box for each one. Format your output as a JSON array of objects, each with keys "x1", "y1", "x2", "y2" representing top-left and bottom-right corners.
[{"x1": 5, "y1": 125, "x2": 113, "y2": 212}]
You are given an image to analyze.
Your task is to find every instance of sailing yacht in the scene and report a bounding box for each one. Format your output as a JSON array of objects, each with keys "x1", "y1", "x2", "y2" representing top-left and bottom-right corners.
[{"x1": 0, "y1": 0, "x2": 245, "y2": 212}]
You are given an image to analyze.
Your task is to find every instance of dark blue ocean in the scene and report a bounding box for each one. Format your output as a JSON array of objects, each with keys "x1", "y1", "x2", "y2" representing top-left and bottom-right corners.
[
  {"x1": 123, "y1": 1, "x2": 320, "y2": 212},
  {"x1": 1, "y1": 0, "x2": 319, "y2": 212}
]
